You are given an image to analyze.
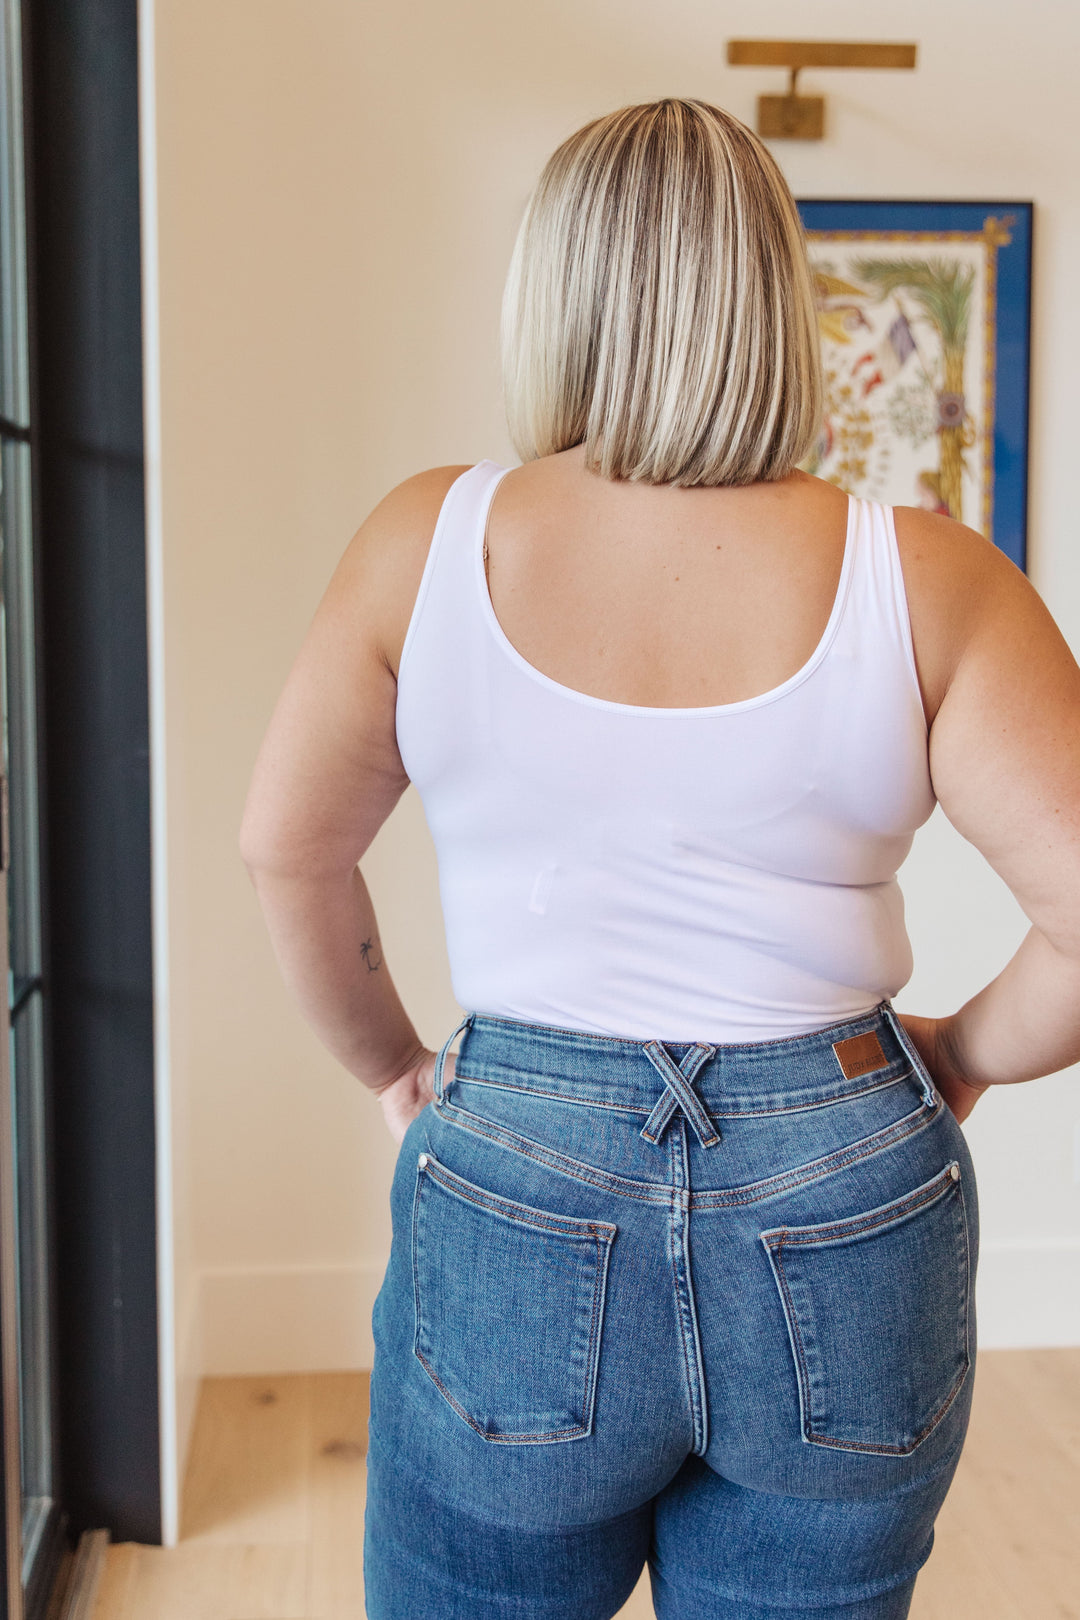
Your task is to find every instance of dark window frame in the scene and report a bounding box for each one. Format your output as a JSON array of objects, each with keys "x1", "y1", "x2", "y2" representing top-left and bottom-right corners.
[{"x1": 18, "y1": 0, "x2": 161, "y2": 1567}]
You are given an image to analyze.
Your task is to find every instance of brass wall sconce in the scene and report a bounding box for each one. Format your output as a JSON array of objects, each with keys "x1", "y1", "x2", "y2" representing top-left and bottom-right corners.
[{"x1": 727, "y1": 40, "x2": 918, "y2": 140}]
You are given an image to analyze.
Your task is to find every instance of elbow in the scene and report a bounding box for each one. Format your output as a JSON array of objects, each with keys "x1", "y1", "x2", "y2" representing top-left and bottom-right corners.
[
  {"x1": 238, "y1": 784, "x2": 304, "y2": 877},
  {"x1": 238, "y1": 830, "x2": 300, "y2": 888},
  {"x1": 238, "y1": 801, "x2": 284, "y2": 879},
  {"x1": 238, "y1": 807, "x2": 357, "y2": 887},
  {"x1": 238, "y1": 823, "x2": 268, "y2": 881}
]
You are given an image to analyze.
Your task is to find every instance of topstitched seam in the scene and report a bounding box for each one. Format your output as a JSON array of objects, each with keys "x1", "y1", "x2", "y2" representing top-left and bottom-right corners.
[
  {"x1": 422, "y1": 1158, "x2": 616, "y2": 1239},
  {"x1": 434, "y1": 1092, "x2": 938, "y2": 1210},
  {"x1": 453, "y1": 1064, "x2": 914, "y2": 1118}
]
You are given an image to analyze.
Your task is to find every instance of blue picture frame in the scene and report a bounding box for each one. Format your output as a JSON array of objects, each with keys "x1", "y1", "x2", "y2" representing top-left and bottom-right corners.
[{"x1": 797, "y1": 200, "x2": 1032, "y2": 572}]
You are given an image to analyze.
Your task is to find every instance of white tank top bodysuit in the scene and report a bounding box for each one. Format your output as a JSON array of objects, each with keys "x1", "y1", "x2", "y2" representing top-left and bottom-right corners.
[{"x1": 395, "y1": 461, "x2": 936, "y2": 1044}]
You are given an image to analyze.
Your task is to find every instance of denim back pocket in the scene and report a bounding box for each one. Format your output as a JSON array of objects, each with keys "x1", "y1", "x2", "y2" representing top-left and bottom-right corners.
[
  {"x1": 411, "y1": 1153, "x2": 616, "y2": 1444},
  {"x1": 760, "y1": 1163, "x2": 971, "y2": 1456}
]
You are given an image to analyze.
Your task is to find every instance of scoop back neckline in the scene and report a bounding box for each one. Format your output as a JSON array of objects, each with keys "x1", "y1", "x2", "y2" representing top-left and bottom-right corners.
[{"x1": 472, "y1": 461, "x2": 860, "y2": 719}]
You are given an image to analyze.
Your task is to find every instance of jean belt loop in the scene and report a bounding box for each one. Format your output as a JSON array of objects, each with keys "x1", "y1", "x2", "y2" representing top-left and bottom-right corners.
[
  {"x1": 433, "y1": 1012, "x2": 474, "y2": 1104},
  {"x1": 882, "y1": 1000, "x2": 937, "y2": 1108},
  {"x1": 640, "y1": 1041, "x2": 720, "y2": 1147}
]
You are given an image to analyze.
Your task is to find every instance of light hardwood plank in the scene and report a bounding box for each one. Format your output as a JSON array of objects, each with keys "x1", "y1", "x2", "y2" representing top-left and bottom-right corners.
[
  {"x1": 990, "y1": 1345, "x2": 1080, "y2": 1469},
  {"x1": 307, "y1": 1373, "x2": 370, "y2": 1620},
  {"x1": 92, "y1": 1543, "x2": 138, "y2": 1620},
  {"x1": 118, "y1": 1543, "x2": 308, "y2": 1620},
  {"x1": 182, "y1": 1374, "x2": 313, "y2": 1546}
]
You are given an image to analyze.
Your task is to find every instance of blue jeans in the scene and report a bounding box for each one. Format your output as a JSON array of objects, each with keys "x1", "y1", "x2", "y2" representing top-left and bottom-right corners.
[{"x1": 364, "y1": 1002, "x2": 978, "y2": 1618}]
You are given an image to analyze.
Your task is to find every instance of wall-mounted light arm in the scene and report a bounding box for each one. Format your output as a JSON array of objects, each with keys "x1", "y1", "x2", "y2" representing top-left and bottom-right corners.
[{"x1": 727, "y1": 40, "x2": 918, "y2": 140}]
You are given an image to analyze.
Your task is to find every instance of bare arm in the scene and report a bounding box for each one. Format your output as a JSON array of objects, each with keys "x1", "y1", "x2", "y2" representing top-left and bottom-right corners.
[
  {"x1": 895, "y1": 508, "x2": 1080, "y2": 1115},
  {"x1": 238, "y1": 465, "x2": 470, "y2": 1141}
]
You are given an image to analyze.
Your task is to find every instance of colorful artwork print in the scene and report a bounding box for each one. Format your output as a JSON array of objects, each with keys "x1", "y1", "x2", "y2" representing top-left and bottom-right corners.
[{"x1": 796, "y1": 202, "x2": 1032, "y2": 571}]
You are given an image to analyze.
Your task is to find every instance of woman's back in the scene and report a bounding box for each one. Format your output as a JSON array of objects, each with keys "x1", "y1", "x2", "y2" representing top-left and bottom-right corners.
[
  {"x1": 396, "y1": 455, "x2": 936, "y2": 1042},
  {"x1": 480, "y1": 446, "x2": 853, "y2": 712}
]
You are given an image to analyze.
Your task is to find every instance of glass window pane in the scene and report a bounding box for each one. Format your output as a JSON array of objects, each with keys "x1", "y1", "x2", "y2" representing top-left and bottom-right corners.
[
  {"x1": 0, "y1": 454, "x2": 50, "y2": 1578},
  {"x1": 11, "y1": 992, "x2": 48, "y2": 1574},
  {"x1": 0, "y1": 435, "x2": 53, "y2": 1597},
  {"x1": 0, "y1": 0, "x2": 54, "y2": 1597},
  {"x1": 1, "y1": 439, "x2": 41, "y2": 986},
  {"x1": 0, "y1": 0, "x2": 30, "y2": 429}
]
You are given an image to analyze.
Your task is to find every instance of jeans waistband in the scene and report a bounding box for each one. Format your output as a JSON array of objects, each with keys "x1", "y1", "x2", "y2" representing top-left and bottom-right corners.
[{"x1": 433, "y1": 1001, "x2": 935, "y2": 1119}]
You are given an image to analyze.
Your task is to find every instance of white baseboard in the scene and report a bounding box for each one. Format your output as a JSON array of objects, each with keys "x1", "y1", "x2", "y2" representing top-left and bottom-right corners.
[
  {"x1": 198, "y1": 1260, "x2": 387, "y2": 1376},
  {"x1": 975, "y1": 1241, "x2": 1080, "y2": 1349},
  {"x1": 190, "y1": 1243, "x2": 1079, "y2": 1379}
]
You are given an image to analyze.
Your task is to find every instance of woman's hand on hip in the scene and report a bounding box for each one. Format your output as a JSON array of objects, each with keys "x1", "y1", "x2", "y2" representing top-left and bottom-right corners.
[
  {"x1": 897, "y1": 1012, "x2": 989, "y2": 1125},
  {"x1": 374, "y1": 1048, "x2": 456, "y2": 1144}
]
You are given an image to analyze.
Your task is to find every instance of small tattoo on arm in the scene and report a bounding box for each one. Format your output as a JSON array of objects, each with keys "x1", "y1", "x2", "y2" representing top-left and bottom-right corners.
[{"x1": 360, "y1": 937, "x2": 383, "y2": 972}]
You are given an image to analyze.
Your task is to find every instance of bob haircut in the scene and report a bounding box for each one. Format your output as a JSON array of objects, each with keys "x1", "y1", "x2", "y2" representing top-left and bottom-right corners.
[{"x1": 501, "y1": 98, "x2": 823, "y2": 486}]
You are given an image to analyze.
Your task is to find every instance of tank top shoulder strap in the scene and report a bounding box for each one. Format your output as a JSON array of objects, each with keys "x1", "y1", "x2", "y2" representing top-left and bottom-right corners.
[
  {"x1": 397, "y1": 459, "x2": 509, "y2": 685},
  {"x1": 835, "y1": 495, "x2": 922, "y2": 701}
]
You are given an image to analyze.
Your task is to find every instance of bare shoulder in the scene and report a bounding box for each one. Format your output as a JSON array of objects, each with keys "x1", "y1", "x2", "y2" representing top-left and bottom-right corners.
[
  {"x1": 892, "y1": 503, "x2": 1014, "y2": 592},
  {"x1": 891, "y1": 503, "x2": 1049, "y2": 724},
  {"x1": 365, "y1": 464, "x2": 475, "y2": 531},
  {"x1": 324, "y1": 465, "x2": 474, "y2": 676},
  {"x1": 354, "y1": 464, "x2": 473, "y2": 566}
]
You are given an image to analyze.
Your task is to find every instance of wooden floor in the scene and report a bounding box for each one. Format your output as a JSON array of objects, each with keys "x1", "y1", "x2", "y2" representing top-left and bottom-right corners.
[{"x1": 93, "y1": 1350, "x2": 1080, "y2": 1619}]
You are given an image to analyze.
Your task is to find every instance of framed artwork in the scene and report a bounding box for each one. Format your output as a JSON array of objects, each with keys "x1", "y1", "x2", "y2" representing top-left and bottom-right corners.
[{"x1": 796, "y1": 200, "x2": 1033, "y2": 571}]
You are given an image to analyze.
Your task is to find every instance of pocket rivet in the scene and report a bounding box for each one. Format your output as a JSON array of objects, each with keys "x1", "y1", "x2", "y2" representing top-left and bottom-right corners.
[
  {"x1": 949, "y1": 1162, "x2": 960, "y2": 1181},
  {"x1": 418, "y1": 1153, "x2": 429, "y2": 1169}
]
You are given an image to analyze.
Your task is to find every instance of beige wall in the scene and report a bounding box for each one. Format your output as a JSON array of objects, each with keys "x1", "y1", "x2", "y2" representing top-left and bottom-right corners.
[{"x1": 151, "y1": 0, "x2": 1080, "y2": 1479}]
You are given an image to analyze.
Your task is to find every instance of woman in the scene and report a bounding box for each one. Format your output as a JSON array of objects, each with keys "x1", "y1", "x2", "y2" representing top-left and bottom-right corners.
[{"x1": 240, "y1": 100, "x2": 1080, "y2": 1619}]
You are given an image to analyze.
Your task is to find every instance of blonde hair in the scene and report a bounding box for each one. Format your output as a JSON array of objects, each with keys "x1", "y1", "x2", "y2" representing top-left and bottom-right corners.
[{"x1": 501, "y1": 98, "x2": 822, "y2": 486}]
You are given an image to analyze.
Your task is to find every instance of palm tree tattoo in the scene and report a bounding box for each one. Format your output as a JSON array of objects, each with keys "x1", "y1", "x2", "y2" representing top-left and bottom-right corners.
[{"x1": 360, "y1": 936, "x2": 383, "y2": 972}]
